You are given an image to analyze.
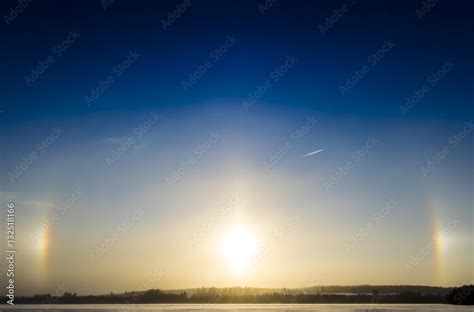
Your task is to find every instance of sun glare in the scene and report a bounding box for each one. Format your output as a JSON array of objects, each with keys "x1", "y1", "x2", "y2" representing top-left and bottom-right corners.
[{"x1": 221, "y1": 224, "x2": 259, "y2": 275}]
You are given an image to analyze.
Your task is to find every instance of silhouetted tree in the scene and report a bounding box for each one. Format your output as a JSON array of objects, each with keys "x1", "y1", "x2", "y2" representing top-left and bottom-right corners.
[{"x1": 446, "y1": 285, "x2": 474, "y2": 305}]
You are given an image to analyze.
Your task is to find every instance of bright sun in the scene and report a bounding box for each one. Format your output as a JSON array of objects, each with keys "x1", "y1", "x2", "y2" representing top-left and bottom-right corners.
[{"x1": 221, "y1": 224, "x2": 259, "y2": 275}]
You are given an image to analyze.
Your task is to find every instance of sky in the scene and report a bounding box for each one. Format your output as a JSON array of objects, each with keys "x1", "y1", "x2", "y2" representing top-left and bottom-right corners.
[{"x1": 0, "y1": 0, "x2": 473, "y2": 296}]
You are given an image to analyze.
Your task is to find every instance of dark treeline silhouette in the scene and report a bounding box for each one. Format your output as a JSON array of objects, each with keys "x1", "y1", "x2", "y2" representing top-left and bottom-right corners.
[
  {"x1": 15, "y1": 285, "x2": 472, "y2": 304},
  {"x1": 446, "y1": 285, "x2": 474, "y2": 305},
  {"x1": 303, "y1": 285, "x2": 450, "y2": 295}
]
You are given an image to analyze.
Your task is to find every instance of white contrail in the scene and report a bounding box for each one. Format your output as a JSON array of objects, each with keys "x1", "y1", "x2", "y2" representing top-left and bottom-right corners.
[{"x1": 302, "y1": 148, "x2": 324, "y2": 157}]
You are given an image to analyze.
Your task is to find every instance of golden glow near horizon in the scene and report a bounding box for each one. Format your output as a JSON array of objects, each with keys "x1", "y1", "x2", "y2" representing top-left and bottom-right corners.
[
  {"x1": 8, "y1": 161, "x2": 473, "y2": 296},
  {"x1": 220, "y1": 223, "x2": 259, "y2": 275}
]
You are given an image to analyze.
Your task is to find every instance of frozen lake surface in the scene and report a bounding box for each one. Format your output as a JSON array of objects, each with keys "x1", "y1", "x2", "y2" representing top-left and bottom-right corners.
[{"x1": 0, "y1": 304, "x2": 472, "y2": 312}]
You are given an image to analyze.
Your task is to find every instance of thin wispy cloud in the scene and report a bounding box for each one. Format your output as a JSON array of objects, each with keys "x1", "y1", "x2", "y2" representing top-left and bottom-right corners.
[{"x1": 302, "y1": 148, "x2": 324, "y2": 157}]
